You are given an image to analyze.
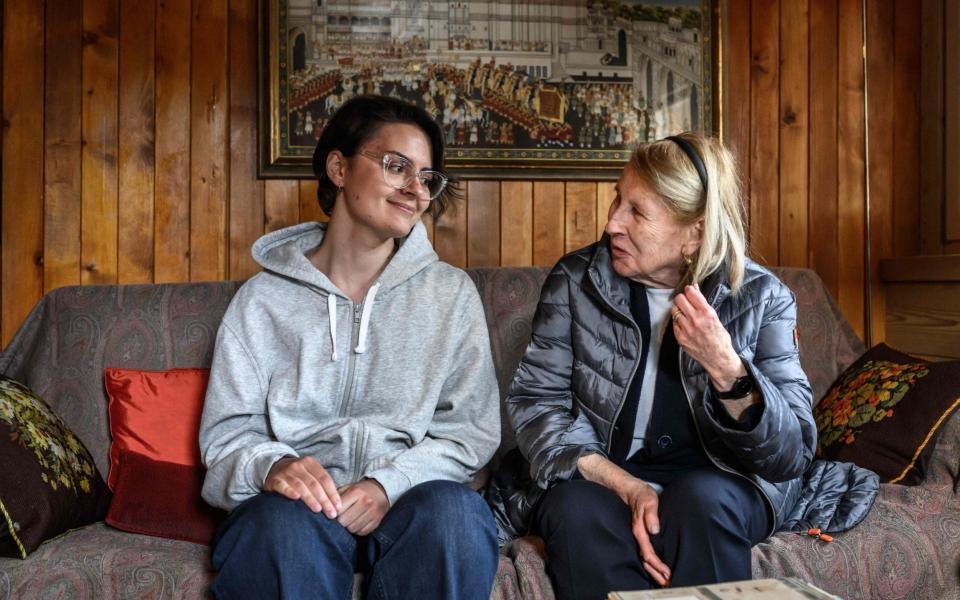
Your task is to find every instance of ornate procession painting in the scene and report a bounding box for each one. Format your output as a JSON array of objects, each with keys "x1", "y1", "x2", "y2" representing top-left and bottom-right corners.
[{"x1": 260, "y1": 0, "x2": 714, "y2": 178}]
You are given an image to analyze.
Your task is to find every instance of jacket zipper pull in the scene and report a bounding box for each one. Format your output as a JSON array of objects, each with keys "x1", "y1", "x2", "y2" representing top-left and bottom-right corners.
[
  {"x1": 806, "y1": 527, "x2": 833, "y2": 543},
  {"x1": 353, "y1": 303, "x2": 362, "y2": 324}
]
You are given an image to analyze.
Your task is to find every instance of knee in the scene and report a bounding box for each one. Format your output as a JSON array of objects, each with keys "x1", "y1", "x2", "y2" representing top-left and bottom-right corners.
[
  {"x1": 659, "y1": 472, "x2": 749, "y2": 528},
  {"x1": 404, "y1": 480, "x2": 491, "y2": 523},
  {"x1": 536, "y1": 480, "x2": 628, "y2": 538},
  {"x1": 396, "y1": 481, "x2": 496, "y2": 550},
  {"x1": 234, "y1": 493, "x2": 312, "y2": 536},
  {"x1": 221, "y1": 492, "x2": 350, "y2": 552}
]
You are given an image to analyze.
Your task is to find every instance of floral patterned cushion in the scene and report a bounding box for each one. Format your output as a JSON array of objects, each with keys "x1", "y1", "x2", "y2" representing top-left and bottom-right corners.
[
  {"x1": 814, "y1": 343, "x2": 960, "y2": 485},
  {"x1": 0, "y1": 377, "x2": 111, "y2": 558}
]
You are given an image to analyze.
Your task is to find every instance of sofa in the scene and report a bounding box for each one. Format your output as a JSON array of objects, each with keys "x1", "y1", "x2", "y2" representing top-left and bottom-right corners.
[{"x1": 0, "y1": 266, "x2": 958, "y2": 599}]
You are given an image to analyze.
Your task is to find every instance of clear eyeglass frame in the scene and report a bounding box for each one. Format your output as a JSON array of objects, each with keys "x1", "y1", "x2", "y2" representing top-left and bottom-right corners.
[{"x1": 357, "y1": 150, "x2": 448, "y2": 200}]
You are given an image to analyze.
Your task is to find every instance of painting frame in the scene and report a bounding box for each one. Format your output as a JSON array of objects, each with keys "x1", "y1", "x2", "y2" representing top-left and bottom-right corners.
[{"x1": 259, "y1": 0, "x2": 719, "y2": 180}]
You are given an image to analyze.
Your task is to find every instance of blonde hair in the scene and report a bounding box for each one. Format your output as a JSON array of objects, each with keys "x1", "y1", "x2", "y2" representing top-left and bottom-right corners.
[{"x1": 628, "y1": 132, "x2": 747, "y2": 293}]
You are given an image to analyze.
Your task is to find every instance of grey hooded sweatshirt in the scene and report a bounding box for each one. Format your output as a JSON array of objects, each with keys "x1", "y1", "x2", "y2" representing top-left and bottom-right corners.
[{"x1": 199, "y1": 220, "x2": 500, "y2": 511}]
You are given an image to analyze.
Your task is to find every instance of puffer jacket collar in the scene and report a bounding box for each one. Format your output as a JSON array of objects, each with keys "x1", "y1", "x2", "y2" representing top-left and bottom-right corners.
[{"x1": 585, "y1": 235, "x2": 733, "y2": 317}]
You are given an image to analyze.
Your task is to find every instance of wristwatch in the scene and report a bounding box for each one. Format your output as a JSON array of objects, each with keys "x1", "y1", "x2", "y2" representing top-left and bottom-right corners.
[{"x1": 713, "y1": 374, "x2": 754, "y2": 399}]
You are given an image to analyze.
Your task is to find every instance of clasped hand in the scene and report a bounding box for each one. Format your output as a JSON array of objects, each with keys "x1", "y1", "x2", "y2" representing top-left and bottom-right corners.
[{"x1": 264, "y1": 456, "x2": 389, "y2": 536}]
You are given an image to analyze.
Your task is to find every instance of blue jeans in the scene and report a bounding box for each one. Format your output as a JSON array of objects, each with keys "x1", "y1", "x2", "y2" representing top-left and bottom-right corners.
[{"x1": 209, "y1": 480, "x2": 499, "y2": 600}]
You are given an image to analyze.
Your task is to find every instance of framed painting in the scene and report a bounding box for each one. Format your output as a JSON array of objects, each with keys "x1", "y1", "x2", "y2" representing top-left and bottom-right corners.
[{"x1": 259, "y1": 0, "x2": 717, "y2": 180}]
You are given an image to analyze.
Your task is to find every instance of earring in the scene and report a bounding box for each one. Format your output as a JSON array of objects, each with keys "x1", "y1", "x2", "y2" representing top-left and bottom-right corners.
[{"x1": 682, "y1": 249, "x2": 694, "y2": 267}]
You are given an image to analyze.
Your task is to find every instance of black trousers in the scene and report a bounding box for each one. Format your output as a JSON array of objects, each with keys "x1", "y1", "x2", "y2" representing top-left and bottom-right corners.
[{"x1": 532, "y1": 468, "x2": 772, "y2": 600}]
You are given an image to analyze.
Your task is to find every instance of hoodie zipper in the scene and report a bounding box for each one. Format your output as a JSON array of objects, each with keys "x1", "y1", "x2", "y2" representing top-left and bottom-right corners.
[
  {"x1": 337, "y1": 302, "x2": 363, "y2": 418},
  {"x1": 340, "y1": 302, "x2": 366, "y2": 482}
]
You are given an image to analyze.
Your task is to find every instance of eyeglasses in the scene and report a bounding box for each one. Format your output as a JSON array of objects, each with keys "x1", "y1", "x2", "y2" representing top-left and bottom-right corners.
[{"x1": 357, "y1": 150, "x2": 448, "y2": 200}]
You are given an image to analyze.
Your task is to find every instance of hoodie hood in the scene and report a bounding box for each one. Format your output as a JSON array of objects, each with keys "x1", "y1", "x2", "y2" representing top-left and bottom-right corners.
[
  {"x1": 251, "y1": 219, "x2": 439, "y2": 297},
  {"x1": 250, "y1": 219, "x2": 439, "y2": 361}
]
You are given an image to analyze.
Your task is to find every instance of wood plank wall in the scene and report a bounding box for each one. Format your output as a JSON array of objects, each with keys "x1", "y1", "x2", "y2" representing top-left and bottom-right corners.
[{"x1": 0, "y1": 0, "x2": 926, "y2": 349}]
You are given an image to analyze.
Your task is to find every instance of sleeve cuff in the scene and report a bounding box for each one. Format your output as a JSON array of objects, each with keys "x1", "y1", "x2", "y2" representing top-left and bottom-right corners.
[
  {"x1": 707, "y1": 393, "x2": 764, "y2": 430},
  {"x1": 247, "y1": 445, "x2": 300, "y2": 490},
  {"x1": 364, "y1": 465, "x2": 413, "y2": 506}
]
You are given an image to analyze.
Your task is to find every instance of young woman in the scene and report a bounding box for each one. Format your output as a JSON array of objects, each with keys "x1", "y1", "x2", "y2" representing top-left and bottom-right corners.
[{"x1": 199, "y1": 95, "x2": 501, "y2": 600}]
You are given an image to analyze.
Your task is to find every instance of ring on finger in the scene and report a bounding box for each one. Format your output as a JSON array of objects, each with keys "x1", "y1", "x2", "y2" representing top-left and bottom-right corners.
[{"x1": 672, "y1": 309, "x2": 684, "y2": 321}]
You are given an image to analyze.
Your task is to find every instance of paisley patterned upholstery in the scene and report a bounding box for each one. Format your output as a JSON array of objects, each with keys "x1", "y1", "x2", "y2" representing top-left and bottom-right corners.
[{"x1": 1, "y1": 266, "x2": 957, "y2": 599}]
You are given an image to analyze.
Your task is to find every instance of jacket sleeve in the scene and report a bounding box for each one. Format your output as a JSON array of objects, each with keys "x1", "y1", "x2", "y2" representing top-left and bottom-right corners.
[
  {"x1": 363, "y1": 287, "x2": 501, "y2": 506},
  {"x1": 701, "y1": 286, "x2": 817, "y2": 483},
  {"x1": 506, "y1": 265, "x2": 606, "y2": 489},
  {"x1": 199, "y1": 321, "x2": 299, "y2": 511}
]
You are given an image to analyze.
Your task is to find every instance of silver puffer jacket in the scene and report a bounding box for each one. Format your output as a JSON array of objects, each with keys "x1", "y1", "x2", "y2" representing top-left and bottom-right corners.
[{"x1": 489, "y1": 238, "x2": 878, "y2": 542}]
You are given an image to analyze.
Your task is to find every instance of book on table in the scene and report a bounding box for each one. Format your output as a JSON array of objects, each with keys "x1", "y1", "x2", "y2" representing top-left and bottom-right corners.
[{"x1": 607, "y1": 577, "x2": 841, "y2": 600}]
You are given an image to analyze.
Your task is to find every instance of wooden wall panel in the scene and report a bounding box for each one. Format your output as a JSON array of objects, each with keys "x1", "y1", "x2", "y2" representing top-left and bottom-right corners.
[
  {"x1": 43, "y1": 0, "x2": 83, "y2": 294},
  {"x1": 154, "y1": 0, "x2": 191, "y2": 283},
  {"x1": 596, "y1": 182, "x2": 615, "y2": 240},
  {"x1": 837, "y1": 0, "x2": 867, "y2": 341},
  {"x1": 723, "y1": 0, "x2": 751, "y2": 197},
  {"x1": 882, "y1": 256, "x2": 960, "y2": 361},
  {"x1": 118, "y1": 0, "x2": 155, "y2": 284},
  {"x1": 749, "y1": 0, "x2": 780, "y2": 265},
  {"x1": 299, "y1": 180, "x2": 326, "y2": 223},
  {"x1": 434, "y1": 197, "x2": 467, "y2": 268},
  {"x1": 467, "y1": 181, "x2": 500, "y2": 267},
  {"x1": 565, "y1": 182, "x2": 597, "y2": 253},
  {"x1": 189, "y1": 0, "x2": 228, "y2": 282},
  {"x1": 886, "y1": 282, "x2": 960, "y2": 360},
  {"x1": 919, "y1": 0, "x2": 944, "y2": 255},
  {"x1": 867, "y1": 0, "x2": 895, "y2": 345},
  {"x1": 500, "y1": 181, "x2": 533, "y2": 267},
  {"x1": 80, "y1": 0, "x2": 119, "y2": 286},
  {"x1": 533, "y1": 181, "x2": 565, "y2": 267},
  {"x1": 945, "y1": 0, "x2": 960, "y2": 242},
  {"x1": 0, "y1": 1, "x2": 933, "y2": 348},
  {"x1": 228, "y1": 0, "x2": 264, "y2": 281},
  {"x1": 2, "y1": 0, "x2": 45, "y2": 345},
  {"x1": 892, "y1": 0, "x2": 921, "y2": 258},
  {"x1": 778, "y1": 0, "x2": 809, "y2": 268},
  {"x1": 808, "y1": 0, "x2": 839, "y2": 298},
  {"x1": 264, "y1": 180, "x2": 300, "y2": 233}
]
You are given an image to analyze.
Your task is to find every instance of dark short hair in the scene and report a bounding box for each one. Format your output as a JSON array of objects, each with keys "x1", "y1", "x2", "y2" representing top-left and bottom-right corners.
[{"x1": 311, "y1": 95, "x2": 460, "y2": 220}]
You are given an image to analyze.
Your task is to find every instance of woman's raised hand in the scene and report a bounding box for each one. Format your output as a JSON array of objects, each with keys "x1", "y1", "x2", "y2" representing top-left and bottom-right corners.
[
  {"x1": 672, "y1": 284, "x2": 745, "y2": 391},
  {"x1": 263, "y1": 456, "x2": 343, "y2": 518}
]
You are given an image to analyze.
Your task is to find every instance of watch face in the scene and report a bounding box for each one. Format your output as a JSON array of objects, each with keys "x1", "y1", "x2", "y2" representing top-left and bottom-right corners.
[{"x1": 732, "y1": 376, "x2": 753, "y2": 396}]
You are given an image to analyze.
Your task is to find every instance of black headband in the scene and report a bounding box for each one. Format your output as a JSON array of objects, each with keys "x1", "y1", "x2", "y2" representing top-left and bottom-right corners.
[{"x1": 666, "y1": 136, "x2": 708, "y2": 193}]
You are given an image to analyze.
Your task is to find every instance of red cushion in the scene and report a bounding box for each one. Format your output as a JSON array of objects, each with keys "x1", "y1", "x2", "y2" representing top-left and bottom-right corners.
[
  {"x1": 104, "y1": 368, "x2": 209, "y2": 490},
  {"x1": 103, "y1": 368, "x2": 224, "y2": 543},
  {"x1": 105, "y1": 448, "x2": 225, "y2": 544}
]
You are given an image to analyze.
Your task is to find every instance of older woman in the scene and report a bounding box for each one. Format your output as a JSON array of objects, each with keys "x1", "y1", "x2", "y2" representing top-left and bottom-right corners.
[
  {"x1": 500, "y1": 133, "x2": 876, "y2": 598},
  {"x1": 199, "y1": 95, "x2": 500, "y2": 599}
]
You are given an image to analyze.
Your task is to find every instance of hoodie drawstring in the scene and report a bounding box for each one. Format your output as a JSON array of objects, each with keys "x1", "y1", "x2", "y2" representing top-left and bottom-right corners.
[
  {"x1": 327, "y1": 293, "x2": 339, "y2": 361},
  {"x1": 354, "y1": 283, "x2": 380, "y2": 354},
  {"x1": 328, "y1": 283, "x2": 380, "y2": 360}
]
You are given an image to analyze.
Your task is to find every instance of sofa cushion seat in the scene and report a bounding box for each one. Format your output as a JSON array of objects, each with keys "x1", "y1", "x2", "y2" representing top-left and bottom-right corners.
[{"x1": 0, "y1": 523, "x2": 213, "y2": 598}]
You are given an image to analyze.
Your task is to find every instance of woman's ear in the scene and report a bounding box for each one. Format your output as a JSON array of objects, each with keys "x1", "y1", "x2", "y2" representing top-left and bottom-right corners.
[
  {"x1": 326, "y1": 150, "x2": 346, "y2": 188},
  {"x1": 685, "y1": 218, "x2": 705, "y2": 252}
]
